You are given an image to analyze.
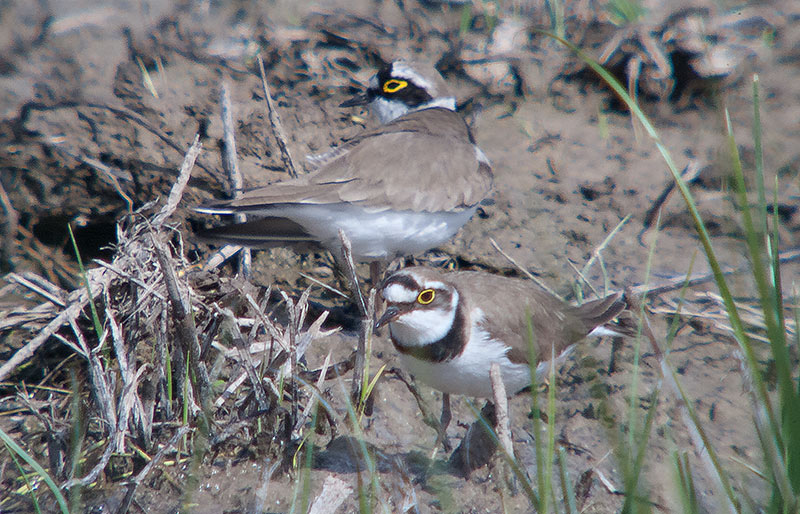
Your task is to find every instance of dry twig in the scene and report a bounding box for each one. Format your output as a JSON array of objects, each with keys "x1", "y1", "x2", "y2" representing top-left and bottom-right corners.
[
  {"x1": 489, "y1": 363, "x2": 513, "y2": 459},
  {"x1": 152, "y1": 232, "x2": 211, "y2": 410},
  {"x1": 489, "y1": 237, "x2": 557, "y2": 297},
  {"x1": 217, "y1": 306, "x2": 271, "y2": 411},
  {"x1": 0, "y1": 267, "x2": 112, "y2": 382},
  {"x1": 154, "y1": 135, "x2": 201, "y2": 227},
  {"x1": 219, "y1": 81, "x2": 251, "y2": 276},
  {"x1": 257, "y1": 53, "x2": 300, "y2": 178}
]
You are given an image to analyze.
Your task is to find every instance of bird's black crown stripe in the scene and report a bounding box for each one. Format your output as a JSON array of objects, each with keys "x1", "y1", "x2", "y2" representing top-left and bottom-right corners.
[{"x1": 380, "y1": 273, "x2": 419, "y2": 292}]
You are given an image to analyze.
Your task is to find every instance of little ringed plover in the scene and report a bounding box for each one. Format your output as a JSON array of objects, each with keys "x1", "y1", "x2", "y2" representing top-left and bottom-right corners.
[
  {"x1": 196, "y1": 60, "x2": 493, "y2": 269},
  {"x1": 376, "y1": 266, "x2": 628, "y2": 399}
]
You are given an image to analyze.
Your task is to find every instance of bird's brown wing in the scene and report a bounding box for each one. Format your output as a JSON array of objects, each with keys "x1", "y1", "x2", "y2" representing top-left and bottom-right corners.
[
  {"x1": 199, "y1": 109, "x2": 493, "y2": 213},
  {"x1": 452, "y1": 271, "x2": 624, "y2": 365}
]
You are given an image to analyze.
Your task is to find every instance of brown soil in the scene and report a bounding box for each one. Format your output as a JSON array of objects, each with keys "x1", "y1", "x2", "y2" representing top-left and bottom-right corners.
[{"x1": 1, "y1": 0, "x2": 799, "y2": 512}]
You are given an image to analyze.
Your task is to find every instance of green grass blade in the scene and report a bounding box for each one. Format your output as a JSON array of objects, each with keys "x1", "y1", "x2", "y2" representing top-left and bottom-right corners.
[
  {"x1": 459, "y1": 4, "x2": 472, "y2": 37},
  {"x1": 771, "y1": 179, "x2": 785, "y2": 336},
  {"x1": 672, "y1": 451, "x2": 701, "y2": 514},
  {"x1": 0, "y1": 426, "x2": 70, "y2": 514},
  {"x1": 6, "y1": 441, "x2": 43, "y2": 514},
  {"x1": 622, "y1": 387, "x2": 659, "y2": 513},
  {"x1": 727, "y1": 110, "x2": 796, "y2": 465},
  {"x1": 752, "y1": 75, "x2": 767, "y2": 237},
  {"x1": 539, "y1": 29, "x2": 794, "y2": 505},
  {"x1": 557, "y1": 447, "x2": 577, "y2": 514},
  {"x1": 526, "y1": 309, "x2": 545, "y2": 510},
  {"x1": 544, "y1": 349, "x2": 557, "y2": 513},
  {"x1": 67, "y1": 223, "x2": 103, "y2": 342}
]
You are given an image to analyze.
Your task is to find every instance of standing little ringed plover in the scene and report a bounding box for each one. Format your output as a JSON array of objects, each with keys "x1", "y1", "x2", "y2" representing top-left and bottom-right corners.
[{"x1": 196, "y1": 60, "x2": 493, "y2": 267}]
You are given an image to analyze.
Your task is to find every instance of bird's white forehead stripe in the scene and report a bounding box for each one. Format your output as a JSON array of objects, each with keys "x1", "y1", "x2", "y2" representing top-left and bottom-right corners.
[
  {"x1": 383, "y1": 283, "x2": 418, "y2": 303},
  {"x1": 391, "y1": 62, "x2": 434, "y2": 91},
  {"x1": 420, "y1": 280, "x2": 447, "y2": 291}
]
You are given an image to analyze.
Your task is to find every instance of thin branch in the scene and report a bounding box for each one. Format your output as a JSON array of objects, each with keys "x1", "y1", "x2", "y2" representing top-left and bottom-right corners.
[
  {"x1": 114, "y1": 425, "x2": 192, "y2": 514},
  {"x1": 5, "y1": 272, "x2": 67, "y2": 307},
  {"x1": 489, "y1": 237, "x2": 558, "y2": 297},
  {"x1": 634, "y1": 246, "x2": 800, "y2": 297},
  {"x1": 151, "y1": 231, "x2": 211, "y2": 408},
  {"x1": 153, "y1": 135, "x2": 201, "y2": 227},
  {"x1": 489, "y1": 363, "x2": 513, "y2": 458},
  {"x1": 220, "y1": 80, "x2": 251, "y2": 276},
  {"x1": 257, "y1": 53, "x2": 300, "y2": 178}
]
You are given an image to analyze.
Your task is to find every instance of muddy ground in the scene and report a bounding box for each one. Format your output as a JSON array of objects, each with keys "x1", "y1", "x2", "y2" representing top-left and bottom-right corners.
[{"x1": 1, "y1": 0, "x2": 799, "y2": 512}]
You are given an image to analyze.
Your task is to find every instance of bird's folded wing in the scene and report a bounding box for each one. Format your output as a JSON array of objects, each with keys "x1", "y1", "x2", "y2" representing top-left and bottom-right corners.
[
  {"x1": 317, "y1": 129, "x2": 493, "y2": 212},
  {"x1": 197, "y1": 217, "x2": 320, "y2": 246},
  {"x1": 198, "y1": 108, "x2": 493, "y2": 213}
]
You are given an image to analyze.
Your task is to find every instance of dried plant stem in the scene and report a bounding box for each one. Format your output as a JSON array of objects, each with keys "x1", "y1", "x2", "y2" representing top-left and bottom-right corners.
[
  {"x1": 0, "y1": 178, "x2": 19, "y2": 264},
  {"x1": 152, "y1": 232, "x2": 211, "y2": 410},
  {"x1": 218, "y1": 306, "x2": 271, "y2": 410},
  {"x1": 293, "y1": 351, "x2": 332, "y2": 437},
  {"x1": 6, "y1": 271, "x2": 67, "y2": 306},
  {"x1": 489, "y1": 363, "x2": 513, "y2": 459},
  {"x1": 220, "y1": 81, "x2": 251, "y2": 276},
  {"x1": 489, "y1": 237, "x2": 558, "y2": 297},
  {"x1": 338, "y1": 229, "x2": 367, "y2": 316},
  {"x1": 0, "y1": 267, "x2": 111, "y2": 382},
  {"x1": 257, "y1": 54, "x2": 299, "y2": 178},
  {"x1": 220, "y1": 83, "x2": 243, "y2": 197},
  {"x1": 633, "y1": 246, "x2": 800, "y2": 298},
  {"x1": 153, "y1": 134, "x2": 201, "y2": 227},
  {"x1": 282, "y1": 290, "x2": 299, "y2": 432},
  {"x1": 338, "y1": 229, "x2": 369, "y2": 404}
]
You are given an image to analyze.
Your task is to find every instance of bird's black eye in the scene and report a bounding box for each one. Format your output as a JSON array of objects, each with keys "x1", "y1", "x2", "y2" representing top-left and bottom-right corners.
[
  {"x1": 417, "y1": 289, "x2": 435, "y2": 305},
  {"x1": 383, "y1": 79, "x2": 408, "y2": 93}
]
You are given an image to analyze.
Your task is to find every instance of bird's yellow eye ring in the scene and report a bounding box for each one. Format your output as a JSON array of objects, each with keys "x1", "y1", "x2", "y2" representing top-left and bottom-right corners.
[
  {"x1": 383, "y1": 79, "x2": 408, "y2": 93},
  {"x1": 417, "y1": 289, "x2": 435, "y2": 305}
]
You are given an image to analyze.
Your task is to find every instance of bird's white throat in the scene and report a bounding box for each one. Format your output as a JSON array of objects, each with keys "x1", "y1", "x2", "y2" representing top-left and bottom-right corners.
[
  {"x1": 388, "y1": 288, "x2": 458, "y2": 347},
  {"x1": 399, "y1": 307, "x2": 532, "y2": 397}
]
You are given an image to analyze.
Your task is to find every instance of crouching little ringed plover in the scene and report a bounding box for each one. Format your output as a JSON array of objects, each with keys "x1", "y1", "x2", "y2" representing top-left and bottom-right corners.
[{"x1": 376, "y1": 266, "x2": 629, "y2": 399}]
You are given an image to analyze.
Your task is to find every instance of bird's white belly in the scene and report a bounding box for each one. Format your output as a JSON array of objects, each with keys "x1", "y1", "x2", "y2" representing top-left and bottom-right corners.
[
  {"x1": 263, "y1": 204, "x2": 477, "y2": 261},
  {"x1": 398, "y1": 314, "x2": 534, "y2": 397},
  {"x1": 401, "y1": 350, "x2": 532, "y2": 398},
  {"x1": 396, "y1": 309, "x2": 577, "y2": 398}
]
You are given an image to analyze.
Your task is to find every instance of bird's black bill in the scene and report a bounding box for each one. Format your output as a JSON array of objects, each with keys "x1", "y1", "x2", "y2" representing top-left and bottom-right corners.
[
  {"x1": 339, "y1": 92, "x2": 370, "y2": 108},
  {"x1": 375, "y1": 306, "x2": 400, "y2": 330}
]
